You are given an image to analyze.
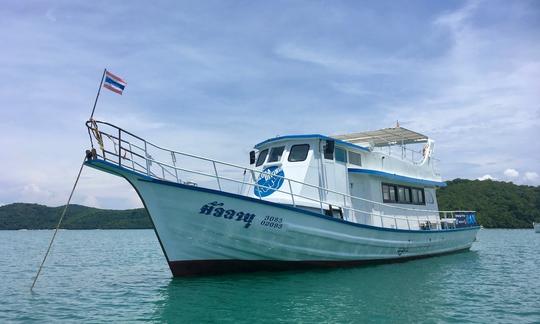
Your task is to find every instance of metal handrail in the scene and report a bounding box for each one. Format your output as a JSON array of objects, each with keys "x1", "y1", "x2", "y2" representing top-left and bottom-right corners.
[
  {"x1": 86, "y1": 120, "x2": 477, "y2": 230},
  {"x1": 99, "y1": 149, "x2": 443, "y2": 229},
  {"x1": 88, "y1": 121, "x2": 457, "y2": 214}
]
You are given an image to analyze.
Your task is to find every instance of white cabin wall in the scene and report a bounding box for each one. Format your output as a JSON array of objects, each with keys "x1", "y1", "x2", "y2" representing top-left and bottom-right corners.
[
  {"x1": 361, "y1": 151, "x2": 439, "y2": 183},
  {"x1": 348, "y1": 173, "x2": 440, "y2": 228},
  {"x1": 321, "y1": 159, "x2": 349, "y2": 206},
  {"x1": 296, "y1": 139, "x2": 324, "y2": 204},
  {"x1": 425, "y1": 188, "x2": 439, "y2": 210},
  {"x1": 249, "y1": 139, "x2": 324, "y2": 206},
  {"x1": 248, "y1": 136, "x2": 444, "y2": 228},
  {"x1": 348, "y1": 174, "x2": 375, "y2": 225}
]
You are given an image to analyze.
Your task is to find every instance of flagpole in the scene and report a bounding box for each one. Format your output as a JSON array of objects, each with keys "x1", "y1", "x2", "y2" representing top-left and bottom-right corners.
[{"x1": 89, "y1": 68, "x2": 106, "y2": 120}]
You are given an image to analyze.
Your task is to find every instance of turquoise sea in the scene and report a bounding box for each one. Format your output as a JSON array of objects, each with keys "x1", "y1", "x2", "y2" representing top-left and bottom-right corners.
[{"x1": 1, "y1": 229, "x2": 539, "y2": 323}]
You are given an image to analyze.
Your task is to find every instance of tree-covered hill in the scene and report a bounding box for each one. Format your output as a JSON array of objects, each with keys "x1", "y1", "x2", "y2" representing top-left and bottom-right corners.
[
  {"x1": 437, "y1": 179, "x2": 540, "y2": 228},
  {"x1": 1, "y1": 179, "x2": 539, "y2": 229},
  {"x1": 0, "y1": 203, "x2": 152, "y2": 230}
]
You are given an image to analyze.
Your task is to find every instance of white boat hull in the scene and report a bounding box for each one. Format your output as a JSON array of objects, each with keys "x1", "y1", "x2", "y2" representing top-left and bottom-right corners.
[
  {"x1": 87, "y1": 159, "x2": 480, "y2": 276},
  {"x1": 534, "y1": 223, "x2": 540, "y2": 233}
]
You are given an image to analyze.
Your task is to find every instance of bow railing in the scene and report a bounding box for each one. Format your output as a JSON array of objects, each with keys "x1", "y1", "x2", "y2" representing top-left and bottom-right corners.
[{"x1": 86, "y1": 120, "x2": 477, "y2": 231}]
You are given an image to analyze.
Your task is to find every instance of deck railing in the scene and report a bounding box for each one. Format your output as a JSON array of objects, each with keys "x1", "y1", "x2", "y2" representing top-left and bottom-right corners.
[
  {"x1": 86, "y1": 120, "x2": 477, "y2": 231},
  {"x1": 372, "y1": 145, "x2": 441, "y2": 175}
]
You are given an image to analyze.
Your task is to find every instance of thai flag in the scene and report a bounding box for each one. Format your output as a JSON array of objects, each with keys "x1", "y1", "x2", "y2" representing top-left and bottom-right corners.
[{"x1": 103, "y1": 70, "x2": 127, "y2": 95}]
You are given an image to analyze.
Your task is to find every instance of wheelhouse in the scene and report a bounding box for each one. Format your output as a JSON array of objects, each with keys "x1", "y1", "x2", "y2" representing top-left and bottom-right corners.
[{"x1": 247, "y1": 126, "x2": 446, "y2": 228}]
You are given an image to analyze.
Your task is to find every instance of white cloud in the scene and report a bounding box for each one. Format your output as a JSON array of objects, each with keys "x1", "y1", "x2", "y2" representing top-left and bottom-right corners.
[
  {"x1": 434, "y1": 0, "x2": 479, "y2": 31},
  {"x1": 381, "y1": 1, "x2": 540, "y2": 182},
  {"x1": 1, "y1": 1, "x2": 539, "y2": 210},
  {"x1": 503, "y1": 168, "x2": 519, "y2": 178},
  {"x1": 22, "y1": 183, "x2": 52, "y2": 197},
  {"x1": 82, "y1": 195, "x2": 100, "y2": 208},
  {"x1": 330, "y1": 82, "x2": 378, "y2": 97},
  {"x1": 274, "y1": 43, "x2": 407, "y2": 75},
  {"x1": 478, "y1": 174, "x2": 495, "y2": 181},
  {"x1": 45, "y1": 9, "x2": 57, "y2": 23},
  {"x1": 523, "y1": 171, "x2": 539, "y2": 183}
]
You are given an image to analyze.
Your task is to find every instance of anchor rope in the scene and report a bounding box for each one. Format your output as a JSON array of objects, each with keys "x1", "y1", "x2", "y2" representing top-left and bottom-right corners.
[
  {"x1": 30, "y1": 157, "x2": 86, "y2": 291},
  {"x1": 90, "y1": 119, "x2": 105, "y2": 151}
]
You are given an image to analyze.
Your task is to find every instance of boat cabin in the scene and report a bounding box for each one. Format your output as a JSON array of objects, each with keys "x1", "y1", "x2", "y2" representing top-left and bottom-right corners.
[{"x1": 246, "y1": 126, "x2": 445, "y2": 228}]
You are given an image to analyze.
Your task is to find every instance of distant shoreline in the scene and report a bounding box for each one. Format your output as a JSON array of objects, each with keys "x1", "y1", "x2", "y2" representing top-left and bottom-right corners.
[
  {"x1": 0, "y1": 203, "x2": 152, "y2": 230},
  {"x1": 1, "y1": 228, "x2": 534, "y2": 231}
]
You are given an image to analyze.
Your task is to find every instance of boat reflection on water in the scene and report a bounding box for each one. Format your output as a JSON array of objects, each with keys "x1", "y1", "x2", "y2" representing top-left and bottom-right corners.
[{"x1": 152, "y1": 249, "x2": 480, "y2": 323}]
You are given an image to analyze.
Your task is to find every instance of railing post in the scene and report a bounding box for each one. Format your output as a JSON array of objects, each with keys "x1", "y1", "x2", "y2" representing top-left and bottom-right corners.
[
  {"x1": 288, "y1": 179, "x2": 295, "y2": 207},
  {"x1": 118, "y1": 128, "x2": 122, "y2": 167},
  {"x1": 213, "y1": 161, "x2": 222, "y2": 191},
  {"x1": 128, "y1": 143, "x2": 135, "y2": 170},
  {"x1": 171, "y1": 152, "x2": 179, "y2": 183},
  {"x1": 380, "y1": 215, "x2": 384, "y2": 227},
  {"x1": 144, "y1": 142, "x2": 150, "y2": 176},
  {"x1": 407, "y1": 218, "x2": 410, "y2": 230},
  {"x1": 394, "y1": 217, "x2": 398, "y2": 229},
  {"x1": 319, "y1": 188, "x2": 324, "y2": 215}
]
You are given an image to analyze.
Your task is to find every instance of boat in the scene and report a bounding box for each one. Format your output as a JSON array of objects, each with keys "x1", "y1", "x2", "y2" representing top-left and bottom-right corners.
[
  {"x1": 84, "y1": 120, "x2": 480, "y2": 276},
  {"x1": 534, "y1": 222, "x2": 540, "y2": 233}
]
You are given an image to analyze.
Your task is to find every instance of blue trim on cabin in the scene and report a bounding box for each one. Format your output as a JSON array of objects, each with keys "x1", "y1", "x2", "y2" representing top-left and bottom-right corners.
[
  {"x1": 85, "y1": 159, "x2": 477, "y2": 233},
  {"x1": 348, "y1": 168, "x2": 447, "y2": 187},
  {"x1": 254, "y1": 134, "x2": 370, "y2": 152}
]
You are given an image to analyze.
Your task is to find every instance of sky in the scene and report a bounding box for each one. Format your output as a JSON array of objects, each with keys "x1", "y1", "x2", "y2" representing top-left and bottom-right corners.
[{"x1": 1, "y1": 0, "x2": 539, "y2": 209}]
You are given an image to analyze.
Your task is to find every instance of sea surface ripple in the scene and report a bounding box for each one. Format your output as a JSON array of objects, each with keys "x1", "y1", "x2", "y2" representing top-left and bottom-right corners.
[{"x1": 1, "y1": 229, "x2": 539, "y2": 323}]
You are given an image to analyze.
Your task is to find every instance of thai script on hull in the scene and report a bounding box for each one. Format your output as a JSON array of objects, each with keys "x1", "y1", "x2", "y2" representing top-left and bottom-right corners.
[{"x1": 199, "y1": 201, "x2": 256, "y2": 228}]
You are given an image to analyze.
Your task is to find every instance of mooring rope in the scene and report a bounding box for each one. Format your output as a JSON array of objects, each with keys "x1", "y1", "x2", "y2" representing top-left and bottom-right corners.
[{"x1": 30, "y1": 157, "x2": 86, "y2": 291}]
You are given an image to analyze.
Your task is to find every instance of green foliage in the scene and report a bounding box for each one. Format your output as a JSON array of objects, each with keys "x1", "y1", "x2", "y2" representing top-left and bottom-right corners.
[
  {"x1": 437, "y1": 179, "x2": 540, "y2": 228},
  {"x1": 1, "y1": 179, "x2": 538, "y2": 229},
  {"x1": 0, "y1": 203, "x2": 152, "y2": 230}
]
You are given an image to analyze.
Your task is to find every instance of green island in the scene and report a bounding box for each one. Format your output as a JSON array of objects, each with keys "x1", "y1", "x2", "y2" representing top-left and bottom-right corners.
[{"x1": 1, "y1": 179, "x2": 538, "y2": 230}]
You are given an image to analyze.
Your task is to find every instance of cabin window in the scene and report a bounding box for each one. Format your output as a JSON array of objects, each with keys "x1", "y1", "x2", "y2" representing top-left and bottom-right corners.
[
  {"x1": 268, "y1": 146, "x2": 285, "y2": 163},
  {"x1": 404, "y1": 187, "x2": 411, "y2": 203},
  {"x1": 426, "y1": 191, "x2": 434, "y2": 204},
  {"x1": 335, "y1": 147, "x2": 347, "y2": 163},
  {"x1": 288, "y1": 144, "x2": 310, "y2": 162},
  {"x1": 382, "y1": 184, "x2": 390, "y2": 201},
  {"x1": 398, "y1": 186, "x2": 410, "y2": 203},
  {"x1": 411, "y1": 188, "x2": 425, "y2": 205},
  {"x1": 256, "y1": 149, "x2": 268, "y2": 166},
  {"x1": 382, "y1": 184, "x2": 397, "y2": 203},
  {"x1": 348, "y1": 151, "x2": 362, "y2": 166},
  {"x1": 382, "y1": 183, "x2": 424, "y2": 205},
  {"x1": 323, "y1": 142, "x2": 334, "y2": 160}
]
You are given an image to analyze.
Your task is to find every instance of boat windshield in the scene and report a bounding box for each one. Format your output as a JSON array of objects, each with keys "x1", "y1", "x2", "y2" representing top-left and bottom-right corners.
[
  {"x1": 256, "y1": 149, "x2": 268, "y2": 166},
  {"x1": 268, "y1": 146, "x2": 285, "y2": 163}
]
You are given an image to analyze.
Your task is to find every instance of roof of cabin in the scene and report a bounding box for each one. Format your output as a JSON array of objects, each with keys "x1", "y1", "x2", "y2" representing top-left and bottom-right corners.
[
  {"x1": 333, "y1": 126, "x2": 428, "y2": 147},
  {"x1": 254, "y1": 134, "x2": 370, "y2": 151}
]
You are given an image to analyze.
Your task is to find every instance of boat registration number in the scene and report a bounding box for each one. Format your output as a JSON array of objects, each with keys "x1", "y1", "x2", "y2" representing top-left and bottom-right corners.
[{"x1": 260, "y1": 216, "x2": 283, "y2": 229}]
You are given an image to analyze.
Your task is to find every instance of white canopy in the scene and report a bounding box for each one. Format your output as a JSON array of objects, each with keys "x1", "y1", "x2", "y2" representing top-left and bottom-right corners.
[{"x1": 333, "y1": 126, "x2": 429, "y2": 147}]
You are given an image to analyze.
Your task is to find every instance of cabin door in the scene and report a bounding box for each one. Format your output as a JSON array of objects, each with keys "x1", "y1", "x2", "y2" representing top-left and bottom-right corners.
[{"x1": 321, "y1": 144, "x2": 349, "y2": 206}]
